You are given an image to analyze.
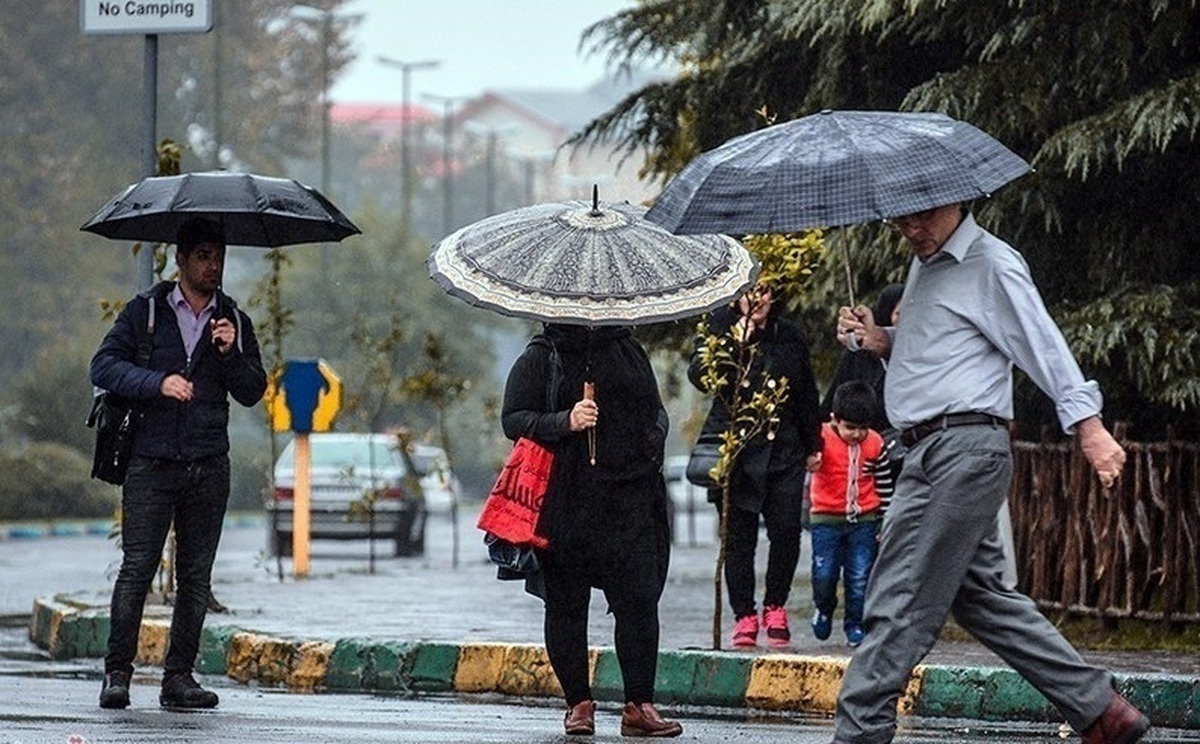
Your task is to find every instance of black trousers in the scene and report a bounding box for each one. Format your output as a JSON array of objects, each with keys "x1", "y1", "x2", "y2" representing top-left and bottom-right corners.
[
  {"x1": 714, "y1": 469, "x2": 805, "y2": 618},
  {"x1": 105, "y1": 455, "x2": 230, "y2": 676},
  {"x1": 541, "y1": 530, "x2": 663, "y2": 706}
]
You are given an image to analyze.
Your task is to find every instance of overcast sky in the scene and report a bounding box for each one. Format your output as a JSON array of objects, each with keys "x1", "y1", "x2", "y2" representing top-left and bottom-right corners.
[{"x1": 329, "y1": 0, "x2": 636, "y2": 104}]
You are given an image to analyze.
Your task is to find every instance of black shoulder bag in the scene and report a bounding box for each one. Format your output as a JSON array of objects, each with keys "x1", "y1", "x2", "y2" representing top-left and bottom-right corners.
[{"x1": 86, "y1": 293, "x2": 155, "y2": 486}]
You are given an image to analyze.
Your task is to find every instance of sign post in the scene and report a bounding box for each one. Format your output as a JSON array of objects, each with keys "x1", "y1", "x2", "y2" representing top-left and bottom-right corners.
[
  {"x1": 266, "y1": 359, "x2": 342, "y2": 577},
  {"x1": 80, "y1": 0, "x2": 214, "y2": 291}
]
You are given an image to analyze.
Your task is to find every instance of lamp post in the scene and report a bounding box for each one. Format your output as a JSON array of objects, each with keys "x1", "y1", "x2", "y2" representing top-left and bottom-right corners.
[
  {"x1": 423, "y1": 93, "x2": 467, "y2": 236},
  {"x1": 463, "y1": 122, "x2": 518, "y2": 217},
  {"x1": 290, "y1": 5, "x2": 361, "y2": 269},
  {"x1": 377, "y1": 56, "x2": 441, "y2": 230}
]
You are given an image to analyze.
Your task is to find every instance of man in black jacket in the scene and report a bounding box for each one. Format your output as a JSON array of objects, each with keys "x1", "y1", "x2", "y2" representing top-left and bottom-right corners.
[
  {"x1": 90, "y1": 217, "x2": 267, "y2": 710},
  {"x1": 688, "y1": 284, "x2": 823, "y2": 649}
]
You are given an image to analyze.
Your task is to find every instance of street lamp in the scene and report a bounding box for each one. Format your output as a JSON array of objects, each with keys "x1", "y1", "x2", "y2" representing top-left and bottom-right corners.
[
  {"x1": 290, "y1": 5, "x2": 359, "y2": 196},
  {"x1": 463, "y1": 122, "x2": 518, "y2": 217},
  {"x1": 377, "y1": 56, "x2": 441, "y2": 230},
  {"x1": 507, "y1": 149, "x2": 557, "y2": 205},
  {"x1": 423, "y1": 93, "x2": 468, "y2": 236},
  {"x1": 290, "y1": 5, "x2": 362, "y2": 268}
]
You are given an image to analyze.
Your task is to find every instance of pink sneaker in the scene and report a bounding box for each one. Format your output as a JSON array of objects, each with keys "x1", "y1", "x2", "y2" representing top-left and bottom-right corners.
[
  {"x1": 762, "y1": 605, "x2": 791, "y2": 647},
  {"x1": 732, "y1": 614, "x2": 759, "y2": 648}
]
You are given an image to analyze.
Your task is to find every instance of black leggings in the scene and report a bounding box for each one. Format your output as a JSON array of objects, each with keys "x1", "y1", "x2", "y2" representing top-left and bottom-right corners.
[
  {"x1": 541, "y1": 543, "x2": 662, "y2": 705},
  {"x1": 716, "y1": 475, "x2": 804, "y2": 618}
]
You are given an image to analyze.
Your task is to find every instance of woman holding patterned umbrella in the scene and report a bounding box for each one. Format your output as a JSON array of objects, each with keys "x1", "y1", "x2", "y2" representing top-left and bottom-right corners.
[{"x1": 501, "y1": 323, "x2": 681, "y2": 737}]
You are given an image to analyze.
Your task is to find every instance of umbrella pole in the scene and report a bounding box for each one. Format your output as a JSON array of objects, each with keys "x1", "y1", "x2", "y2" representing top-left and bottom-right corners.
[{"x1": 839, "y1": 227, "x2": 857, "y2": 309}]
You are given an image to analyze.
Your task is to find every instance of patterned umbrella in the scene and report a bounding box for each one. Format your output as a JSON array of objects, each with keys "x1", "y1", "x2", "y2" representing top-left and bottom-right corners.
[
  {"x1": 429, "y1": 190, "x2": 759, "y2": 326},
  {"x1": 645, "y1": 110, "x2": 1031, "y2": 235},
  {"x1": 81, "y1": 171, "x2": 361, "y2": 247}
]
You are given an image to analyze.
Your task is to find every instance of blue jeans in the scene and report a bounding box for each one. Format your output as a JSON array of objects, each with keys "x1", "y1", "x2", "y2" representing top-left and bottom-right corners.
[
  {"x1": 810, "y1": 520, "x2": 878, "y2": 630},
  {"x1": 105, "y1": 455, "x2": 230, "y2": 676}
]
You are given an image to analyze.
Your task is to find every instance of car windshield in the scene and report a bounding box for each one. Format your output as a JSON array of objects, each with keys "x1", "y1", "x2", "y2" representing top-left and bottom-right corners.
[{"x1": 277, "y1": 437, "x2": 405, "y2": 471}]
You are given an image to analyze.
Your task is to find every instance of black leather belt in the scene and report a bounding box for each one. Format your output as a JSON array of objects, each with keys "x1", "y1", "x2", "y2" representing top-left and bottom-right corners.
[{"x1": 899, "y1": 413, "x2": 1008, "y2": 447}]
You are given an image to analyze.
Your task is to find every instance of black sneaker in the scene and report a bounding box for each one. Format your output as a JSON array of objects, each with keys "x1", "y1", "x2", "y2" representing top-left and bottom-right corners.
[
  {"x1": 99, "y1": 671, "x2": 131, "y2": 709},
  {"x1": 159, "y1": 672, "x2": 219, "y2": 709}
]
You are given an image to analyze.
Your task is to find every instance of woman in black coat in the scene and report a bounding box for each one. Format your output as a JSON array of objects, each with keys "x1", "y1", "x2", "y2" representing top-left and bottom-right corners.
[
  {"x1": 687, "y1": 285, "x2": 823, "y2": 649},
  {"x1": 501, "y1": 324, "x2": 681, "y2": 738}
]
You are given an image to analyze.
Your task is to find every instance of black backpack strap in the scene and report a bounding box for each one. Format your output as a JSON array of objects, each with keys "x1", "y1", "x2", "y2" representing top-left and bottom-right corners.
[
  {"x1": 136, "y1": 290, "x2": 155, "y2": 367},
  {"x1": 529, "y1": 334, "x2": 562, "y2": 413}
]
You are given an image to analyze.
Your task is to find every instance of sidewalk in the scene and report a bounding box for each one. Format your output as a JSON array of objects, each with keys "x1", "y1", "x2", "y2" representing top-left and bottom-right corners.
[{"x1": 26, "y1": 507, "x2": 1200, "y2": 731}]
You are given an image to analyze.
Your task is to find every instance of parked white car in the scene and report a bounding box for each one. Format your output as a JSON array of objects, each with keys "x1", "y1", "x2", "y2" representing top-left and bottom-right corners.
[{"x1": 266, "y1": 432, "x2": 428, "y2": 557}]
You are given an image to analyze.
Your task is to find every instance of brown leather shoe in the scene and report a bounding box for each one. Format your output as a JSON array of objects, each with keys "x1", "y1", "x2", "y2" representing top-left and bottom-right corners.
[
  {"x1": 564, "y1": 699, "x2": 596, "y2": 736},
  {"x1": 1082, "y1": 692, "x2": 1150, "y2": 744},
  {"x1": 621, "y1": 701, "x2": 683, "y2": 738}
]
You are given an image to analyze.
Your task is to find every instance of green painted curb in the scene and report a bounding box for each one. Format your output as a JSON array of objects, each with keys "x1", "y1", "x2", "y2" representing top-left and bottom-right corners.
[
  {"x1": 325, "y1": 638, "x2": 422, "y2": 692},
  {"x1": 29, "y1": 597, "x2": 109, "y2": 660},
  {"x1": 1119, "y1": 674, "x2": 1200, "y2": 731},
  {"x1": 324, "y1": 637, "x2": 375, "y2": 691},
  {"x1": 690, "y1": 652, "x2": 753, "y2": 709},
  {"x1": 915, "y1": 666, "x2": 1055, "y2": 722},
  {"x1": 57, "y1": 610, "x2": 109, "y2": 660},
  {"x1": 407, "y1": 642, "x2": 458, "y2": 693},
  {"x1": 197, "y1": 624, "x2": 240, "y2": 676},
  {"x1": 590, "y1": 649, "x2": 622, "y2": 702},
  {"x1": 654, "y1": 650, "x2": 705, "y2": 706}
]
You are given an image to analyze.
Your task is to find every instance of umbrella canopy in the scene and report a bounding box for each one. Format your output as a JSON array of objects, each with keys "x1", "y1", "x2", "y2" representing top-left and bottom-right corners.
[
  {"x1": 429, "y1": 194, "x2": 759, "y2": 326},
  {"x1": 81, "y1": 171, "x2": 361, "y2": 247},
  {"x1": 645, "y1": 110, "x2": 1031, "y2": 235}
]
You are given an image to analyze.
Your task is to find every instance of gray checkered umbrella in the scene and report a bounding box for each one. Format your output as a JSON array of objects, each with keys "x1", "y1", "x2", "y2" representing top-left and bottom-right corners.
[
  {"x1": 645, "y1": 110, "x2": 1032, "y2": 235},
  {"x1": 429, "y1": 192, "x2": 759, "y2": 326}
]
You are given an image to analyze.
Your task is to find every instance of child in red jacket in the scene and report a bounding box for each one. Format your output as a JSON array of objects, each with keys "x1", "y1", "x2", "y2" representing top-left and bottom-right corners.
[{"x1": 806, "y1": 381, "x2": 894, "y2": 646}]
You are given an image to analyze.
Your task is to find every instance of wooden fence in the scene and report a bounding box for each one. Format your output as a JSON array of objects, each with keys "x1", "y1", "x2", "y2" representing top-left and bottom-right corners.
[{"x1": 1009, "y1": 431, "x2": 1200, "y2": 624}]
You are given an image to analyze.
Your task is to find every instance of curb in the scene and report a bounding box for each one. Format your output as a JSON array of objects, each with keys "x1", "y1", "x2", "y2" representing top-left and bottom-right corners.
[
  {"x1": 0, "y1": 514, "x2": 261, "y2": 541},
  {"x1": 29, "y1": 596, "x2": 1200, "y2": 729}
]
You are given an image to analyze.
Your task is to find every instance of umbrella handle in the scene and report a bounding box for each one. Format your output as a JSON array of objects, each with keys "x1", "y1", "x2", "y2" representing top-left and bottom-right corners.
[{"x1": 583, "y1": 382, "x2": 596, "y2": 465}]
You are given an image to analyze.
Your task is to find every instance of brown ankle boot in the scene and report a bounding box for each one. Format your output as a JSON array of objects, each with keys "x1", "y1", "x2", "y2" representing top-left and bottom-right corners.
[
  {"x1": 564, "y1": 699, "x2": 596, "y2": 735},
  {"x1": 620, "y1": 701, "x2": 683, "y2": 738}
]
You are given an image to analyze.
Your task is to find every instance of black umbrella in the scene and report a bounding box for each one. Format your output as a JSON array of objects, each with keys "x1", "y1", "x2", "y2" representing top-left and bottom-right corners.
[{"x1": 81, "y1": 171, "x2": 360, "y2": 247}]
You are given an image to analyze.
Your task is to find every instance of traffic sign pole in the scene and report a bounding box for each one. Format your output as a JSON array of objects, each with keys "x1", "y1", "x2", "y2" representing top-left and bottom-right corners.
[
  {"x1": 293, "y1": 433, "x2": 312, "y2": 577},
  {"x1": 267, "y1": 358, "x2": 342, "y2": 578}
]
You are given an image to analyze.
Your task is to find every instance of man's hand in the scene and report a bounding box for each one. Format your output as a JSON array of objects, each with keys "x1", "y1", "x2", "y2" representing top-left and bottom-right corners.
[
  {"x1": 1076, "y1": 416, "x2": 1126, "y2": 488},
  {"x1": 210, "y1": 318, "x2": 235, "y2": 355},
  {"x1": 837, "y1": 305, "x2": 890, "y2": 358},
  {"x1": 160, "y1": 373, "x2": 194, "y2": 402},
  {"x1": 806, "y1": 452, "x2": 822, "y2": 472}
]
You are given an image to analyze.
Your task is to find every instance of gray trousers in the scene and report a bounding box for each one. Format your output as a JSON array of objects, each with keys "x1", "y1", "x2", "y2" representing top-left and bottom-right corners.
[{"x1": 834, "y1": 425, "x2": 1113, "y2": 743}]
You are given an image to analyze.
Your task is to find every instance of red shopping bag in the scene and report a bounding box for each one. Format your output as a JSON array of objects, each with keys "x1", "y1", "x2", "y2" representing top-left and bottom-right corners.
[{"x1": 477, "y1": 437, "x2": 552, "y2": 549}]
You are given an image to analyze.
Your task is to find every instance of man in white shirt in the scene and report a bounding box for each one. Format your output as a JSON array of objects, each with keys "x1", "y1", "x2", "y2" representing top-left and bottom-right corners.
[{"x1": 832, "y1": 203, "x2": 1149, "y2": 744}]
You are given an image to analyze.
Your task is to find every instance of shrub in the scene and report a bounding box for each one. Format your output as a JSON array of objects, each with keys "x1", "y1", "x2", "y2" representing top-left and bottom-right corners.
[{"x1": 0, "y1": 442, "x2": 118, "y2": 520}]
